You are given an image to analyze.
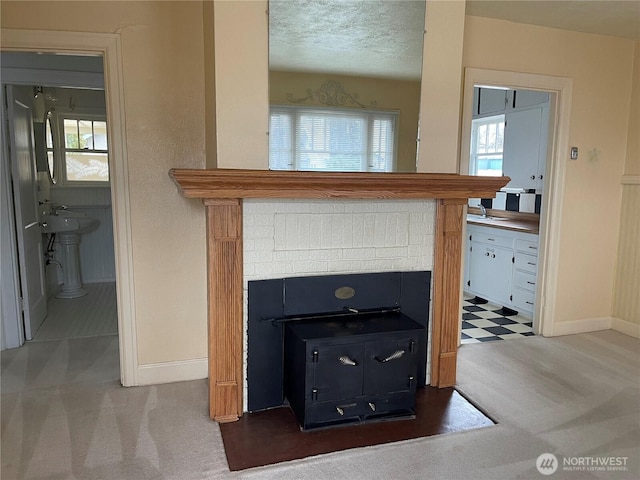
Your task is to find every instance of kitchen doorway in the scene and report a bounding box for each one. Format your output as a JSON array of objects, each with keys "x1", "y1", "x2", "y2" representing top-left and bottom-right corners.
[{"x1": 459, "y1": 68, "x2": 573, "y2": 343}]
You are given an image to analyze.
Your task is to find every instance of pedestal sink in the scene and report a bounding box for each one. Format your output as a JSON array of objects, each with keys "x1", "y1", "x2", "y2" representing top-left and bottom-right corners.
[{"x1": 41, "y1": 211, "x2": 99, "y2": 299}]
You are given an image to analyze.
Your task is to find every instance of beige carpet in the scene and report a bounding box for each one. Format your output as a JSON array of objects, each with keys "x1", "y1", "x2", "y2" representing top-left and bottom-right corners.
[{"x1": 2, "y1": 330, "x2": 638, "y2": 479}]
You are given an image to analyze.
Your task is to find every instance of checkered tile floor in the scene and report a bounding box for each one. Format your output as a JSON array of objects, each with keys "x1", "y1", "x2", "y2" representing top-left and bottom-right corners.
[{"x1": 461, "y1": 296, "x2": 534, "y2": 344}]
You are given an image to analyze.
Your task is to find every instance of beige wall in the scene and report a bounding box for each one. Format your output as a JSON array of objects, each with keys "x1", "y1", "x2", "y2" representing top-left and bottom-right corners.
[
  {"x1": 1, "y1": 1, "x2": 209, "y2": 365},
  {"x1": 464, "y1": 16, "x2": 635, "y2": 324},
  {"x1": 213, "y1": 0, "x2": 269, "y2": 169},
  {"x1": 418, "y1": 0, "x2": 466, "y2": 173},
  {"x1": 269, "y1": 71, "x2": 421, "y2": 172}
]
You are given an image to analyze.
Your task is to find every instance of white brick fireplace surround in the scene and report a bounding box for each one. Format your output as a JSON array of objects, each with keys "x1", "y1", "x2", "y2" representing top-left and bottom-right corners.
[{"x1": 242, "y1": 199, "x2": 437, "y2": 410}]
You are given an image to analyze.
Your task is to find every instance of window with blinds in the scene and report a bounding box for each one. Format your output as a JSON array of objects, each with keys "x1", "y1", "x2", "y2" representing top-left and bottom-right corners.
[{"x1": 269, "y1": 106, "x2": 397, "y2": 172}]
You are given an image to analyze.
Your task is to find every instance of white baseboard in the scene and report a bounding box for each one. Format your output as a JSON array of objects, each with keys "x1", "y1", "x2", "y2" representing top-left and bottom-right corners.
[
  {"x1": 551, "y1": 316, "x2": 612, "y2": 336},
  {"x1": 136, "y1": 358, "x2": 208, "y2": 385},
  {"x1": 611, "y1": 317, "x2": 640, "y2": 339}
]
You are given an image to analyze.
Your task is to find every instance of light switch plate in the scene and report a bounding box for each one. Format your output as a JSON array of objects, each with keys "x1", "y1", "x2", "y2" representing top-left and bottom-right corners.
[{"x1": 570, "y1": 147, "x2": 579, "y2": 160}]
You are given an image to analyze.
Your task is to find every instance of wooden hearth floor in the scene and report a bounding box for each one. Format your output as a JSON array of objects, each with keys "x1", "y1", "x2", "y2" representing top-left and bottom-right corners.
[{"x1": 219, "y1": 387, "x2": 495, "y2": 471}]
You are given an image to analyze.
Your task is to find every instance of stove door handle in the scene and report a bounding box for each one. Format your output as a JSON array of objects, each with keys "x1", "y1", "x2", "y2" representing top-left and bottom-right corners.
[
  {"x1": 338, "y1": 356, "x2": 358, "y2": 366},
  {"x1": 375, "y1": 350, "x2": 405, "y2": 363}
]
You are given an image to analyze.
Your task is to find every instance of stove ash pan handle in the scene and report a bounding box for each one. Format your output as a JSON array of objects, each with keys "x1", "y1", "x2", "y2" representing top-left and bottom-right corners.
[{"x1": 374, "y1": 350, "x2": 406, "y2": 363}]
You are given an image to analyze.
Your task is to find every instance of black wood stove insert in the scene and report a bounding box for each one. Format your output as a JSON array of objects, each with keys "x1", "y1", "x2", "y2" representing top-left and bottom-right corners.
[{"x1": 247, "y1": 271, "x2": 431, "y2": 430}]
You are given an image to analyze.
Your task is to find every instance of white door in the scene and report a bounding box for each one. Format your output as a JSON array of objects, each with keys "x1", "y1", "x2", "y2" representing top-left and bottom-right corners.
[
  {"x1": 6, "y1": 85, "x2": 47, "y2": 340},
  {"x1": 503, "y1": 108, "x2": 543, "y2": 190}
]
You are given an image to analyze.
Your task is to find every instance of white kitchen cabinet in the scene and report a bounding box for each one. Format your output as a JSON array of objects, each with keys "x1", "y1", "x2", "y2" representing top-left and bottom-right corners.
[
  {"x1": 502, "y1": 106, "x2": 548, "y2": 190},
  {"x1": 474, "y1": 87, "x2": 513, "y2": 117},
  {"x1": 468, "y1": 242, "x2": 513, "y2": 307},
  {"x1": 465, "y1": 224, "x2": 539, "y2": 318},
  {"x1": 514, "y1": 90, "x2": 549, "y2": 109}
]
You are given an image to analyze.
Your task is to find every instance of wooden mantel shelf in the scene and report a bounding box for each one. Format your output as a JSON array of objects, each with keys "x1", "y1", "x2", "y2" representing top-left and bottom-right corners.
[
  {"x1": 169, "y1": 168, "x2": 509, "y2": 422},
  {"x1": 169, "y1": 168, "x2": 508, "y2": 200}
]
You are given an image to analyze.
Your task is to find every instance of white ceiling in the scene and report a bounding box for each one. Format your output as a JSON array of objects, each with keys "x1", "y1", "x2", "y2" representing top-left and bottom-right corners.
[{"x1": 269, "y1": 0, "x2": 639, "y2": 80}]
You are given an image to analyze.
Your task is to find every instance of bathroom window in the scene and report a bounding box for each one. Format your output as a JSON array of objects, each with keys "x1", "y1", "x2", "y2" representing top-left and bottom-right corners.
[
  {"x1": 269, "y1": 106, "x2": 397, "y2": 172},
  {"x1": 469, "y1": 114, "x2": 505, "y2": 176},
  {"x1": 61, "y1": 116, "x2": 109, "y2": 183}
]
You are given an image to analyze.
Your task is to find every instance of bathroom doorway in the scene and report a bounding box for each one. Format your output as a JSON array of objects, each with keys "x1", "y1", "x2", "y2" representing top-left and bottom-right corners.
[
  {"x1": 1, "y1": 29, "x2": 136, "y2": 387},
  {"x1": 2, "y1": 53, "x2": 118, "y2": 347}
]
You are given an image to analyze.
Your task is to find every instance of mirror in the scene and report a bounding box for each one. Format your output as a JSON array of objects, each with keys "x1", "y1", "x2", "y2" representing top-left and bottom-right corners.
[{"x1": 268, "y1": 0, "x2": 426, "y2": 172}]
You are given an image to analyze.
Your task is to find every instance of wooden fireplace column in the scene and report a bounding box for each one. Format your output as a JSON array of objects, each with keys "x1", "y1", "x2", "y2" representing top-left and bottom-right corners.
[{"x1": 170, "y1": 169, "x2": 508, "y2": 421}]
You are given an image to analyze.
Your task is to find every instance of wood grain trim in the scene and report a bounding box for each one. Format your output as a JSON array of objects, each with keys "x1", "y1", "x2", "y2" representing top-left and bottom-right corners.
[
  {"x1": 206, "y1": 199, "x2": 243, "y2": 421},
  {"x1": 170, "y1": 169, "x2": 508, "y2": 200},
  {"x1": 431, "y1": 200, "x2": 465, "y2": 387}
]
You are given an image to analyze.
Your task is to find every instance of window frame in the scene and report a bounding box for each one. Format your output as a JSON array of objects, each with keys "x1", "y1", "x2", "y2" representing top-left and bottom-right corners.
[
  {"x1": 469, "y1": 114, "x2": 505, "y2": 177},
  {"x1": 269, "y1": 105, "x2": 399, "y2": 173},
  {"x1": 50, "y1": 111, "x2": 110, "y2": 187}
]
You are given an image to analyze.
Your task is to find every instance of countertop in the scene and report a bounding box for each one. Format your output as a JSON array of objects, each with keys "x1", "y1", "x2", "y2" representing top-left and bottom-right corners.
[{"x1": 466, "y1": 208, "x2": 539, "y2": 235}]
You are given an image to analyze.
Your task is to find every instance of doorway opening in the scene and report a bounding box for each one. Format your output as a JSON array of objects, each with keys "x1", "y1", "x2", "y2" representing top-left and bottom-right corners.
[
  {"x1": 458, "y1": 68, "x2": 573, "y2": 345},
  {"x1": 2, "y1": 54, "x2": 118, "y2": 347},
  {"x1": 1, "y1": 29, "x2": 136, "y2": 387}
]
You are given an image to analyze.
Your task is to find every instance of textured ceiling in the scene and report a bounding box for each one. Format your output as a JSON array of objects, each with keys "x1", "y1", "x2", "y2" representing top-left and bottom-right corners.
[
  {"x1": 466, "y1": 0, "x2": 639, "y2": 40},
  {"x1": 269, "y1": 0, "x2": 638, "y2": 81},
  {"x1": 269, "y1": 0, "x2": 426, "y2": 80}
]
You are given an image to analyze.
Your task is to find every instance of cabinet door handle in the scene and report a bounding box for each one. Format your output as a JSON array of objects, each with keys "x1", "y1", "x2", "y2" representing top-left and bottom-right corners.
[
  {"x1": 368, "y1": 402, "x2": 376, "y2": 412},
  {"x1": 336, "y1": 407, "x2": 344, "y2": 416},
  {"x1": 530, "y1": 175, "x2": 536, "y2": 180},
  {"x1": 338, "y1": 356, "x2": 358, "y2": 366},
  {"x1": 526, "y1": 301, "x2": 534, "y2": 305},
  {"x1": 375, "y1": 350, "x2": 405, "y2": 363},
  {"x1": 485, "y1": 252, "x2": 490, "y2": 256},
  {"x1": 527, "y1": 262, "x2": 536, "y2": 266},
  {"x1": 487, "y1": 238, "x2": 495, "y2": 241},
  {"x1": 491, "y1": 254, "x2": 496, "y2": 258},
  {"x1": 528, "y1": 246, "x2": 537, "y2": 250},
  {"x1": 527, "y1": 281, "x2": 535, "y2": 285}
]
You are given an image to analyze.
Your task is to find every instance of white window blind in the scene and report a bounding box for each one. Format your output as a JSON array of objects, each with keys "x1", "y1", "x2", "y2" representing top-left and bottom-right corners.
[{"x1": 269, "y1": 106, "x2": 397, "y2": 172}]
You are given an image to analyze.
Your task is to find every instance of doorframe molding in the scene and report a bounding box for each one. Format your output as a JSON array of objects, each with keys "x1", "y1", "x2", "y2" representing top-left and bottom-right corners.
[
  {"x1": 0, "y1": 87, "x2": 24, "y2": 349},
  {"x1": 459, "y1": 68, "x2": 573, "y2": 337},
  {"x1": 1, "y1": 28, "x2": 138, "y2": 385}
]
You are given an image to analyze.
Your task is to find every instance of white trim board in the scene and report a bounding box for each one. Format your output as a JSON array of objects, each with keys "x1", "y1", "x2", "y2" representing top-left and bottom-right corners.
[
  {"x1": 549, "y1": 317, "x2": 638, "y2": 339},
  {"x1": 611, "y1": 317, "x2": 640, "y2": 339},
  {"x1": 621, "y1": 175, "x2": 640, "y2": 185},
  {"x1": 1, "y1": 29, "x2": 138, "y2": 386},
  {"x1": 551, "y1": 317, "x2": 612, "y2": 336},
  {"x1": 136, "y1": 358, "x2": 208, "y2": 386}
]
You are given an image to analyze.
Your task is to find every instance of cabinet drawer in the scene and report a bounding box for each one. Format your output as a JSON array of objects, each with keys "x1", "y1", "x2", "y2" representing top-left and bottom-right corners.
[
  {"x1": 515, "y1": 238, "x2": 539, "y2": 255},
  {"x1": 512, "y1": 288, "x2": 535, "y2": 313},
  {"x1": 514, "y1": 252, "x2": 538, "y2": 273},
  {"x1": 472, "y1": 231, "x2": 513, "y2": 248},
  {"x1": 514, "y1": 270, "x2": 537, "y2": 292}
]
